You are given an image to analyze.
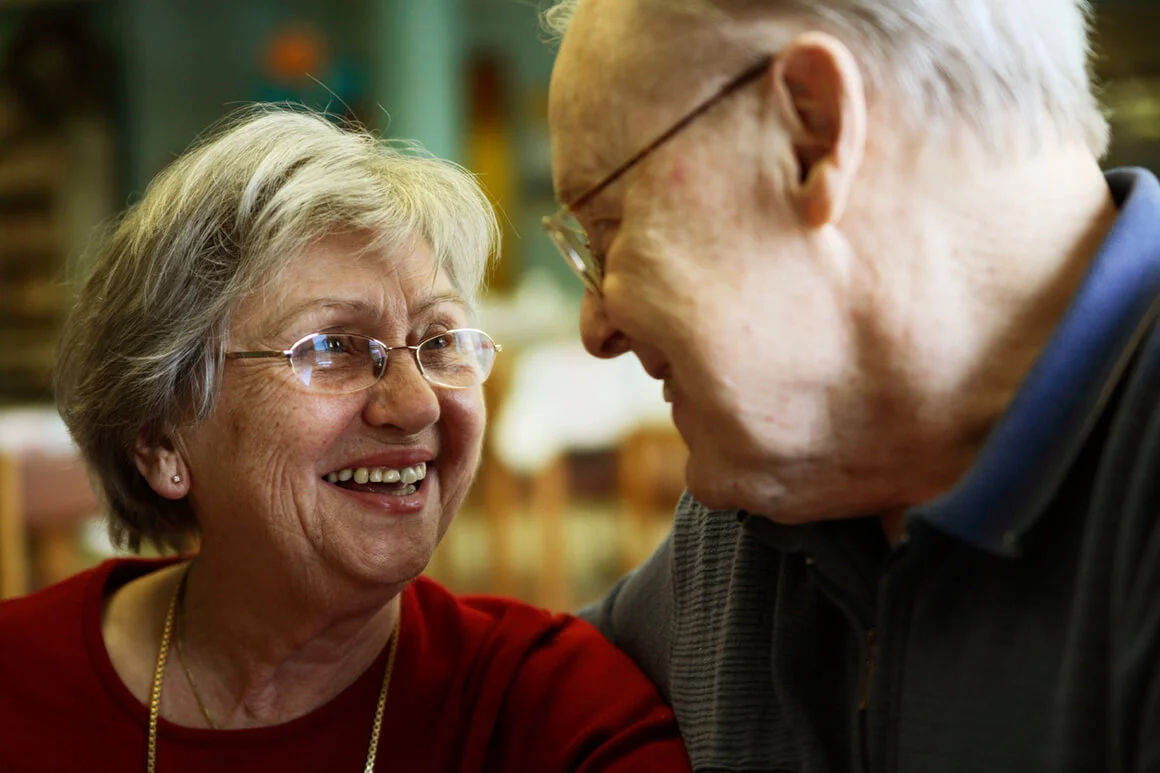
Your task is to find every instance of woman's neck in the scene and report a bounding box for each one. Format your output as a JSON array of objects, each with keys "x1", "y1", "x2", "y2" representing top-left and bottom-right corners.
[
  {"x1": 175, "y1": 552, "x2": 400, "y2": 729},
  {"x1": 102, "y1": 555, "x2": 400, "y2": 730}
]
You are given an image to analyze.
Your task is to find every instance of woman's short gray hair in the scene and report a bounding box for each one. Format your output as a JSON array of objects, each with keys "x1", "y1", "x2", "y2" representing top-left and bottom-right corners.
[
  {"x1": 54, "y1": 105, "x2": 500, "y2": 552},
  {"x1": 543, "y1": 0, "x2": 1109, "y2": 158}
]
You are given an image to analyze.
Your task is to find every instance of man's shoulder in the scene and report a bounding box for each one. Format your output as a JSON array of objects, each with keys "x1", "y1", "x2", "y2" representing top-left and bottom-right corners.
[
  {"x1": 669, "y1": 492, "x2": 783, "y2": 598},
  {"x1": 1094, "y1": 310, "x2": 1160, "y2": 570},
  {"x1": 670, "y1": 492, "x2": 745, "y2": 567},
  {"x1": 1093, "y1": 310, "x2": 1160, "y2": 522}
]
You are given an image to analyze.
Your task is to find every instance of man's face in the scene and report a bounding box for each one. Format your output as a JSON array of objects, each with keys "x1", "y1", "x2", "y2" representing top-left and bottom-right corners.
[{"x1": 549, "y1": 1, "x2": 876, "y2": 520}]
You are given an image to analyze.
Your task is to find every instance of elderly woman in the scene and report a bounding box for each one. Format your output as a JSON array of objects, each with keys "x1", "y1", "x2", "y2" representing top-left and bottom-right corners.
[{"x1": 0, "y1": 107, "x2": 689, "y2": 772}]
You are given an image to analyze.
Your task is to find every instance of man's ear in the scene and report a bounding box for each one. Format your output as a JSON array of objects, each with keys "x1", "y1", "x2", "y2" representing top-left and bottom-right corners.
[
  {"x1": 767, "y1": 31, "x2": 867, "y2": 228},
  {"x1": 134, "y1": 429, "x2": 188, "y2": 499}
]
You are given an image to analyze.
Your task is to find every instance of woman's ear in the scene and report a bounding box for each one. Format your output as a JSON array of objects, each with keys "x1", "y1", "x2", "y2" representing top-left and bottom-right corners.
[
  {"x1": 767, "y1": 30, "x2": 868, "y2": 228},
  {"x1": 134, "y1": 429, "x2": 188, "y2": 499}
]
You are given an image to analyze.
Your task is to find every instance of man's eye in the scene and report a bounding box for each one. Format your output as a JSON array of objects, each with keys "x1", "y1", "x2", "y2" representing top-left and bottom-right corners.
[{"x1": 588, "y1": 221, "x2": 619, "y2": 259}]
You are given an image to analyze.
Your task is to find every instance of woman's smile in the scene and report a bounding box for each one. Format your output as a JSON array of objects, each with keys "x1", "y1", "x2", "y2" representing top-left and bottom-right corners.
[
  {"x1": 325, "y1": 477, "x2": 430, "y2": 516},
  {"x1": 322, "y1": 456, "x2": 436, "y2": 517}
]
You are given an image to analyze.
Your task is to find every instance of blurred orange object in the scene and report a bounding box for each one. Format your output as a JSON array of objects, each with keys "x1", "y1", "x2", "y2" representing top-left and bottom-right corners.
[
  {"x1": 264, "y1": 24, "x2": 329, "y2": 85},
  {"x1": 617, "y1": 427, "x2": 687, "y2": 573},
  {"x1": 0, "y1": 449, "x2": 98, "y2": 598}
]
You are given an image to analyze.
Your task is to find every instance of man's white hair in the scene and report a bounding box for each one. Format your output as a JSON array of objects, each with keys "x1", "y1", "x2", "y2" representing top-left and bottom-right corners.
[{"x1": 543, "y1": 0, "x2": 1110, "y2": 157}]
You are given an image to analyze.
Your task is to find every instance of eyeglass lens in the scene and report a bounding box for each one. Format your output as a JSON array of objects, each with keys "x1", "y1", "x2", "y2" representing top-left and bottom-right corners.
[
  {"x1": 546, "y1": 215, "x2": 602, "y2": 292},
  {"x1": 288, "y1": 331, "x2": 496, "y2": 393}
]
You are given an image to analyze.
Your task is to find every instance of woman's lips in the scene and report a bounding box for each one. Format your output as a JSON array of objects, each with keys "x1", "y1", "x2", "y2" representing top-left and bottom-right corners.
[
  {"x1": 324, "y1": 463, "x2": 433, "y2": 516},
  {"x1": 324, "y1": 462, "x2": 427, "y2": 486}
]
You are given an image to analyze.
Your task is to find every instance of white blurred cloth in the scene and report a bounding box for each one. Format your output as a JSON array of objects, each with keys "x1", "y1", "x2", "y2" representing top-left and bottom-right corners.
[
  {"x1": 491, "y1": 341, "x2": 675, "y2": 474},
  {"x1": 0, "y1": 407, "x2": 76, "y2": 454}
]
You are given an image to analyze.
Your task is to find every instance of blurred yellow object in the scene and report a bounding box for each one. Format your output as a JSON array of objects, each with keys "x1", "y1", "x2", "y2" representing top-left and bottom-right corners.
[
  {"x1": 617, "y1": 427, "x2": 687, "y2": 574},
  {"x1": 0, "y1": 411, "x2": 101, "y2": 599},
  {"x1": 0, "y1": 453, "x2": 26, "y2": 599},
  {"x1": 468, "y1": 56, "x2": 517, "y2": 292}
]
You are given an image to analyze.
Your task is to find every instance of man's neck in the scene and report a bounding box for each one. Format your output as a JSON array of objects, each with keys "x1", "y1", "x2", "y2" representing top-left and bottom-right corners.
[{"x1": 850, "y1": 138, "x2": 1118, "y2": 515}]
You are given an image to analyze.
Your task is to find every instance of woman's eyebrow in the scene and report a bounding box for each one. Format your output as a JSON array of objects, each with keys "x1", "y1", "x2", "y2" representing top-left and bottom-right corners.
[
  {"x1": 267, "y1": 293, "x2": 468, "y2": 334},
  {"x1": 412, "y1": 293, "x2": 469, "y2": 316},
  {"x1": 267, "y1": 298, "x2": 383, "y2": 331}
]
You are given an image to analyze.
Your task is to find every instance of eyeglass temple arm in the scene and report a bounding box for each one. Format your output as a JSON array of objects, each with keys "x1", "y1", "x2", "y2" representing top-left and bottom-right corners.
[
  {"x1": 224, "y1": 350, "x2": 292, "y2": 361},
  {"x1": 568, "y1": 56, "x2": 773, "y2": 211}
]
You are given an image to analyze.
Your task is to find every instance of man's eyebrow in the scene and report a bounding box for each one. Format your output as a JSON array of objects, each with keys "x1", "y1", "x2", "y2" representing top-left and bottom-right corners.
[
  {"x1": 557, "y1": 174, "x2": 607, "y2": 211},
  {"x1": 556, "y1": 185, "x2": 585, "y2": 209}
]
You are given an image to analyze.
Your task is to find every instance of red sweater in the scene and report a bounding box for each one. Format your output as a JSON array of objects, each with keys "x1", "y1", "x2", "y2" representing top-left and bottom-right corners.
[{"x1": 0, "y1": 559, "x2": 690, "y2": 772}]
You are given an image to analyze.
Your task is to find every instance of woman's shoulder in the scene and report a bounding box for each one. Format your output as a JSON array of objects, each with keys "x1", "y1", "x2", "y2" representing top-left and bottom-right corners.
[
  {"x1": 405, "y1": 575, "x2": 609, "y2": 655},
  {"x1": 0, "y1": 558, "x2": 134, "y2": 718},
  {"x1": 404, "y1": 576, "x2": 664, "y2": 697},
  {"x1": 0, "y1": 557, "x2": 170, "y2": 661},
  {"x1": 0, "y1": 559, "x2": 109, "y2": 638},
  {"x1": 404, "y1": 576, "x2": 689, "y2": 771}
]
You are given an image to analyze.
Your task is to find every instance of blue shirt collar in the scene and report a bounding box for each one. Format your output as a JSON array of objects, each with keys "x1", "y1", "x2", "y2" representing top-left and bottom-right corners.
[{"x1": 912, "y1": 168, "x2": 1160, "y2": 555}]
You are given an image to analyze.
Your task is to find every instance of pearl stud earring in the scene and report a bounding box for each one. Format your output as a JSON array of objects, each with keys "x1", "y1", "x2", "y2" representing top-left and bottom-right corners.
[{"x1": 171, "y1": 474, "x2": 182, "y2": 484}]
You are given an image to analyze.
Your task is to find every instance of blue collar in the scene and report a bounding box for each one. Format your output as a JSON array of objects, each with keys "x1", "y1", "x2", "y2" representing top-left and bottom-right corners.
[{"x1": 911, "y1": 168, "x2": 1160, "y2": 555}]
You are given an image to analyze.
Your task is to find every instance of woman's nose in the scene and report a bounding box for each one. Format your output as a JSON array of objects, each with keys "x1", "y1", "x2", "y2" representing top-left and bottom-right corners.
[
  {"x1": 362, "y1": 351, "x2": 441, "y2": 433},
  {"x1": 579, "y1": 290, "x2": 631, "y2": 359}
]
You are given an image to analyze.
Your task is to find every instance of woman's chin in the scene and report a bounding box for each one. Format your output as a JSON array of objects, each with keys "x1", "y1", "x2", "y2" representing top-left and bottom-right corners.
[
  {"x1": 315, "y1": 513, "x2": 443, "y2": 592},
  {"x1": 336, "y1": 543, "x2": 434, "y2": 592}
]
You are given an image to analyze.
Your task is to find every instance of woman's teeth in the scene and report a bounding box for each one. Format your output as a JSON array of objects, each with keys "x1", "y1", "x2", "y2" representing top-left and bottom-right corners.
[{"x1": 325, "y1": 462, "x2": 427, "y2": 487}]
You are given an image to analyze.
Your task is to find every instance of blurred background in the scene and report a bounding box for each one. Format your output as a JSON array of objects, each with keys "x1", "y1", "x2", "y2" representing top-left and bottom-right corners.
[{"x1": 0, "y1": 0, "x2": 1157, "y2": 610}]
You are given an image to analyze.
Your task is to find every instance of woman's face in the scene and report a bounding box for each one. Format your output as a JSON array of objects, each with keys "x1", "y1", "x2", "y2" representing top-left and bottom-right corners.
[{"x1": 178, "y1": 235, "x2": 485, "y2": 588}]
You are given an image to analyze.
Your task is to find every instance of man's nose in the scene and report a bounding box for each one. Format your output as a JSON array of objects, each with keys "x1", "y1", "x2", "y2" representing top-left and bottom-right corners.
[{"x1": 579, "y1": 290, "x2": 631, "y2": 359}]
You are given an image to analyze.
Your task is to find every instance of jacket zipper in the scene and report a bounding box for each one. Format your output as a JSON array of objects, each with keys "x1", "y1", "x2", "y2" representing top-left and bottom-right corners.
[
  {"x1": 802, "y1": 562, "x2": 878, "y2": 771},
  {"x1": 859, "y1": 628, "x2": 876, "y2": 710},
  {"x1": 858, "y1": 627, "x2": 876, "y2": 773}
]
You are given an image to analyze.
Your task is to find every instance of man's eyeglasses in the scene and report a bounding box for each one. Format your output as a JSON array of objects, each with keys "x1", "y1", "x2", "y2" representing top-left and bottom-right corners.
[
  {"x1": 542, "y1": 56, "x2": 772, "y2": 295},
  {"x1": 225, "y1": 329, "x2": 502, "y2": 394}
]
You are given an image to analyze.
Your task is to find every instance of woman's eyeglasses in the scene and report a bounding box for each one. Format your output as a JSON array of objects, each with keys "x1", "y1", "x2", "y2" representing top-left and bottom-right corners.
[{"x1": 225, "y1": 328, "x2": 502, "y2": 394}]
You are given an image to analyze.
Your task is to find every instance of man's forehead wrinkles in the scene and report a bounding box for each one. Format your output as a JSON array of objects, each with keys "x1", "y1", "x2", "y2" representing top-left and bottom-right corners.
[{"x1": 551, "y1": 0, "x2": 737, "y2": 205}]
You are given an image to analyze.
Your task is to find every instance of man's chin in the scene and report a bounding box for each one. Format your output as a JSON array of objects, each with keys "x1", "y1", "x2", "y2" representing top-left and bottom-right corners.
[
  {"x1": 684, "y1": 455, "x2": 756, "y2": 514},
  {"x1": 685, "y1": 453, "x2": 831, "y2": 523}
]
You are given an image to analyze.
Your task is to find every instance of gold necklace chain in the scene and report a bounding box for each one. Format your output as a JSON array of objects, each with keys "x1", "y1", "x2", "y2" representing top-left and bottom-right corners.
[
  {"x1": 147, "y1": 567, "x2": 400, "y2": 773},
  {"x1": 175, "y1": 626, "x2": 218, "y2": 729},
  {"x1": 174, "y1": 573, "x2": 217, "y2": 730}
]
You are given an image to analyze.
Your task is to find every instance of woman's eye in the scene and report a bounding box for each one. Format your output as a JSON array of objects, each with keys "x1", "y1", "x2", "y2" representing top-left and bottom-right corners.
[
  {"x1": 420, "y1": 320, "x2": 459, "y2": 340},
  {"x1": 424, "y1": 333, "x2": 452, "y2": 350}
]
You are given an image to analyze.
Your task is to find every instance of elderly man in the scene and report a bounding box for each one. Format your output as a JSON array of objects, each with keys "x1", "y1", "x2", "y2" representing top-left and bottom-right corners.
[{"x1": 542, "y1": 0, "x2": 1160, "y2": 771}]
